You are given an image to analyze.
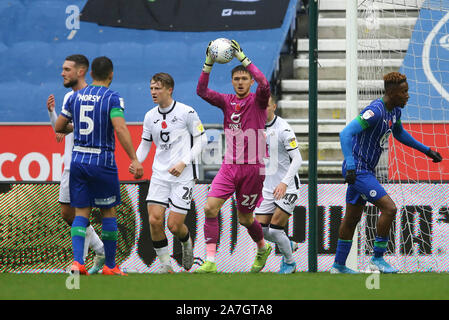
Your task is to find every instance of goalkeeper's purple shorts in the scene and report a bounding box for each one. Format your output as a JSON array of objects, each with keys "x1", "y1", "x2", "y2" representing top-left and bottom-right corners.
[{"x1": 208, "y1": 163, "x2": 265, "y2": 213}]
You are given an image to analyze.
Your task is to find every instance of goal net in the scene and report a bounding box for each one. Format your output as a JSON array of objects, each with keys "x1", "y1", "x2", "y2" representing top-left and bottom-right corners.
[{"x1": 356, "y1": 0, "x2": 449, "y2": 272}]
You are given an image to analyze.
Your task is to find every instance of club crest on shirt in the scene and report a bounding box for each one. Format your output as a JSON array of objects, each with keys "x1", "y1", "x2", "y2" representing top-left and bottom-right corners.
[
  {"x1": 362, "y1": 110, "x2": 375, "y2": 120},
  {"x1": 230, "y1": 112, "x2": 241, "y2": 124}
]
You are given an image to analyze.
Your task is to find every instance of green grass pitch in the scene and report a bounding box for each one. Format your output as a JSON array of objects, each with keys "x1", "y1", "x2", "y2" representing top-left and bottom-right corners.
[{"x1": 1, "y1": 272, "x2": 448, "y2": 300}]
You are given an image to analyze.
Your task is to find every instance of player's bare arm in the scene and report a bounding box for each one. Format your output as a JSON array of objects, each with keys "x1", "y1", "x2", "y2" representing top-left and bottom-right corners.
[
  {"x1": 111, "y1": 116, "x2": 144, "y2": 179},
  {"x1": 55, "y1": 114, "x2": 72, "y2": 134}
]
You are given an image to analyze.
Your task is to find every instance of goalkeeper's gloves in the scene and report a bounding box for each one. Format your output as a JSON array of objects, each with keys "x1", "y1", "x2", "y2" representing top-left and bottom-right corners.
[
  {"x1": 231, "y1": 40, "x2": 252, "y2": 67},
  {"x1": 344, "y1": 169, "x2": 356, "y2": 185},
  {"x1": 425, "y1": 148, "x2": 443, "y2": 163},
  {"x1": 202, "y1": 41, "x2": 214, "y2": 73}
]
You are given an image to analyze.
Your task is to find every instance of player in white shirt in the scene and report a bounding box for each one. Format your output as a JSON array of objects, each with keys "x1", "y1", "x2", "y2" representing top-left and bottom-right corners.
[
  {"x1": 46, "y1": 54, "x2": 105, "y2": 274},
  {"x1": 255, "y1": 96, "x2": 302, "y2": 274},
  {"x1": 131, "y1": 73, "x2": 207, "y2": 273}
]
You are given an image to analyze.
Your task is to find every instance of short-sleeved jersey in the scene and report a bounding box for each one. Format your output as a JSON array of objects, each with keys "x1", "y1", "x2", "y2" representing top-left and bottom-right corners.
[
  {"x1": 61, "y1": 85, "x2": 124, "y2": 168},
  {"x1": 348, "y1": 98, "x2": 402, "y2": 173},
  {"x1": 141, "y1": 100, "x2": 205, "y2": 183},
  {"x1": 197, "y1": 64, "x2": 270, "y2": 164},
  {"x1": 61, "y1": 91, "x2": 74, "y2": 170},
  {"x1": 264, "y1": 115, "x2": 300, "y2": 192}
]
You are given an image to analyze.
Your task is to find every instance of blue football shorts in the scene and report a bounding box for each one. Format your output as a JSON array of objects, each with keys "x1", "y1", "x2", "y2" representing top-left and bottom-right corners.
[
  {"x1": 343, "y1": 170, "x2": 387, "y2": 206},
  {"x1": 69, "y1": 162, "x2": 121, "y2": 208}
]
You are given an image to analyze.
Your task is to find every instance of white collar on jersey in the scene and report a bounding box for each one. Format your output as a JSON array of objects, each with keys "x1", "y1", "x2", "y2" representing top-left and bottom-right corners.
[
  {"x1": 158, "y1": 100, "x2": 176, "y2": 115},
  {"x1": 265, "y1": 115, "x2": 278, "y2": 128}
]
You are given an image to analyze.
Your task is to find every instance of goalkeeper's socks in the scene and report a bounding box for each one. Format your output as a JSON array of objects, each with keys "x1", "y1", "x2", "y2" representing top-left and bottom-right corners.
[
  {"x1": 335, "y1": 239, "x2": 352, "y2": 265},
  {"x1": 204, "y1": 217, "x2": 219, "y2": 261},
  {"x1": 373, "y1": 236, "x2": 388, "y2": 258},
  {"x1": 246, "y1": 219, "x2": 265, "y2": 250},
  {"x1": 71, "y1": 216, "x2": 89, "y2": 265},
  {"x1": 102, "y1": 217, "x2": 118, "y2": 269}
]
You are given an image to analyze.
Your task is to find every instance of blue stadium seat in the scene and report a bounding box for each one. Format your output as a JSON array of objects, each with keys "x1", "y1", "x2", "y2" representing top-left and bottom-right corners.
[
  {"x1": 52, "y1": 41, "x2": 100, "y2": 63},
  {"x1": 98, "y1": 42, "x2": 149, "y2": 82},
  {"x1": 125, "y1": 83, "x2": 153, "y2": 120},
  {"x1": 0, "y1": 81, "x2": 40, "y2": 121},
  {"x1": 143, "y1": 41, "x2": 190, "y2": 70},
  {"x1": 13, "y1": 1, "x2": 70, "y2": 42},
  {"x1": 174, "y1": 81, "x2": 223, "y2": 124},
  {"x1": 7, "y1": 41, "x2": 57, "y2": 84},
  {"x1": 0, "y1": 1, "x2": 25, "y2": 44},
  {"x1": 0, "y1": 0, "x2": 292, "y2": 123},
  {"x1": 0, "y1": 42, "x2": 7, "y2": 72}
]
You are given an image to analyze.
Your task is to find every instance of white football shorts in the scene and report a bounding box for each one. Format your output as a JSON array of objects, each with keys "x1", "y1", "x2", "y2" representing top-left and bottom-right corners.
[
  {"x1": 146, "y1": 178, "x2": 195, "y2": 215},
  {"x1": 254, "y1": 188, "x2": 298, "y2": 216},
  {"x1": 59, "y1": 169, "x2": 71, "y2": 204}
]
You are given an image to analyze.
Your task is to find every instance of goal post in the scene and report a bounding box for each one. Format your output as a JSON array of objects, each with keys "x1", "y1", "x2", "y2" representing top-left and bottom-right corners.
[
  {"x1": 348, "y1": 0, "x2": 449, "y2": 272},
  {"x1": 345, "y1": 0, "x2": 360, "y2": 272}
]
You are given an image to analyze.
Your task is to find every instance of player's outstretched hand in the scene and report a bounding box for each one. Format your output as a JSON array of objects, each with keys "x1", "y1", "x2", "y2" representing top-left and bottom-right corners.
[
  {"x1": 345, "y1": 169, "x2": 356, "y2": 184},
  {"x1": 47, "y1": 94, "x2": 55, "y2": 112},
  {"x1": 202, "y1": 41, "x2": 214, "y2": 73},
  {"x1": 231, "y1": 40, "x2": 251, "y2": 67},
  {"x1": 425, "y1": 148, "x2": 443, "y2": 163}
]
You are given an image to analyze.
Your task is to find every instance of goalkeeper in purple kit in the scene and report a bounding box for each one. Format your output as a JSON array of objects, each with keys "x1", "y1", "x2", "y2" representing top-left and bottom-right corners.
[
  {"x1": 331, "y1": 72, "x2": 442, "y2": 274},
  {"x1": 195, "y1": 40, "x2": 271, "y2": 273}
]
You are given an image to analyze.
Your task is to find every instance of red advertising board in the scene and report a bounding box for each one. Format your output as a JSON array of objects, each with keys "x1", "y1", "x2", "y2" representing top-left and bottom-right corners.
[
  {"x1": 0, "y1": 124, "x2": 155, "y2": 181},
  {"x1": 389, "y1": 123, "x2": 449, "y2": 181}
]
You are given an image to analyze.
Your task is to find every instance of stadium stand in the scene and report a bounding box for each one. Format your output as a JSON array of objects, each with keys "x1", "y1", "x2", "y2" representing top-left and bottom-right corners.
[{"x1": 0, "y1": 0, "x2": 298, "y2": 125}]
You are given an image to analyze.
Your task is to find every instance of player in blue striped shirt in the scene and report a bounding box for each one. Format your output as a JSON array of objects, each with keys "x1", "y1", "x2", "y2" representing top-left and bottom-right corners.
[
  {"x1": 56, "y1": 56, "x2": 144, "y2": 275},
  {"x1": 331, "y1": 72, "x2": 442, "y2": 274}
]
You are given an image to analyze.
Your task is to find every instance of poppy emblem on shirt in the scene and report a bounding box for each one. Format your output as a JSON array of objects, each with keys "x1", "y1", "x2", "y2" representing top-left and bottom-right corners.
[
  {"x1": 388, "y1": 120, "x2": 392, "y2": 128},
  {"x1": 235, "y1": 104, "x2": 241, "y2": 112},
  {"x1": 161, "y1": 121, "x2": 167, "y2": 129}
]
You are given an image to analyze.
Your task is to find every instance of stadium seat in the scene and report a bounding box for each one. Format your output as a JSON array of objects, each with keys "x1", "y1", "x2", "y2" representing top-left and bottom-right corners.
[
  {"x1": 0, "y1": 1, "x2": 25, "y2": 44},
  {"x1": 98, "y1": 41, "x2": 149, "y2": 82},
  {"x1": 0, "y1": 81, "x2": 40, "y2": 121},
  {"x1": 0, "y1": 0, "x2": 288, "y2": 123},
  {"x1": 7, "y1": 41, "x2": 57, "y2": 84},
  {"x1": 52, "y1": 41, "x2": 100, "y2": 63},
  {"x1": 13, "y1": 1, "x2": 70, "y2": 42},
  {"x1": 143, "y1": 41, "x2": 190, "y2": 71},
  {"x1": 174, "y1": 81, "x2": 223, "y2": 124}
]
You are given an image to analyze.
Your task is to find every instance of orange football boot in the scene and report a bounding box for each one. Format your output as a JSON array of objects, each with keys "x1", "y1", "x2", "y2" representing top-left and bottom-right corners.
[
  {"x1": 70, "y1": 261, "x2": 89, "y2": 275},
  {"x1": 102, "y1": 265, "x2": 128, "y2": 276}
]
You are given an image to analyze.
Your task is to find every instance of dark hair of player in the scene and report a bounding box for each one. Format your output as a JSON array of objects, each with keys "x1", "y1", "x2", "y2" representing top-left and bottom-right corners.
[
  {"x1": 231, "y1": 65, "x2": 252, "y2": 79},
  {"x1": 65, "y1": 54, "x2": 89, "y2": 69},
  {"x1": 384, "y1": 72, "x2": 407, "y2": 92},
  {"x1": 91, "y1": 56, "x2": 113, "y2": 81},
  {"x1": 152, "y1": 72, "x2": 175, "y2": 90}
]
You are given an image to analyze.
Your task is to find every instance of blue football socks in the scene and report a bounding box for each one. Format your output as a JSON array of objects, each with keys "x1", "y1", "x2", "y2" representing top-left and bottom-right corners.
[
  {"x1": 71, "y1": 216, "x2": 89, "y2": 265},
  {"x1": 102, "y1": 217, "x2": 118, "y2": 269},
  {"x1": 335, "y1": 239, "x2": 353, "y2": 266},
  {"x1": 373, "y1": 236, "x2": 388, "y2": 258}
]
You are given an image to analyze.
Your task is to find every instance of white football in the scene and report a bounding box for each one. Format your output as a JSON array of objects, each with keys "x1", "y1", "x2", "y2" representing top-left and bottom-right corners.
[{"x1": 208, "y1": 38, "x2": 234, "y2": 64}]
